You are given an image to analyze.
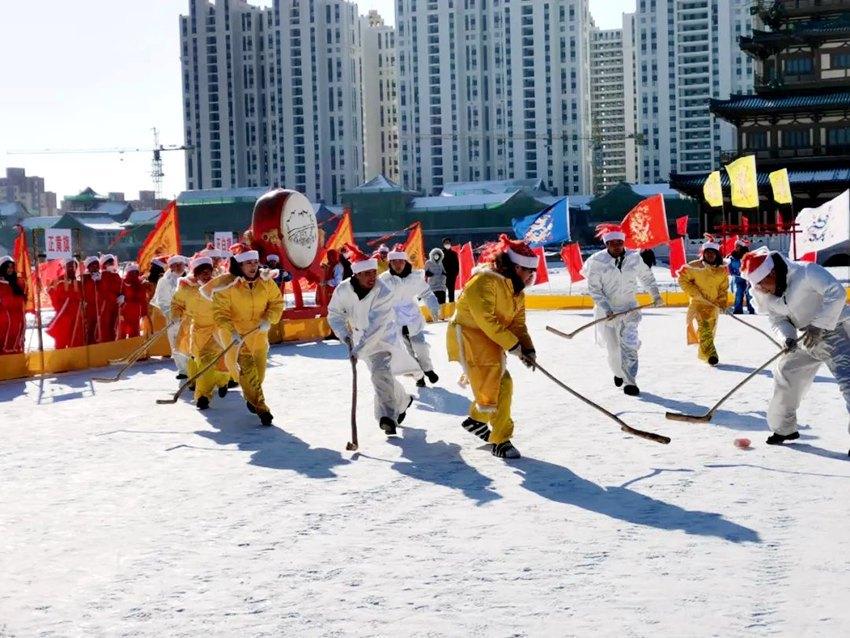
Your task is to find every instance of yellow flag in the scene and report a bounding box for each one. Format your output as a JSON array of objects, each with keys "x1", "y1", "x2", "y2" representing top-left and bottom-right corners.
[
  {"x1": 726, "y1": 155, "x2": 759, "y2": 209},
  {"x1": 703, "y1": 171, "x2": 723, "y2": 208},
  {"x1": 769, "y1": 168, "x2": 793, "y2": 205},
  {"x1": 137, "y1": 200, "x2": 181, "y2": 273},
  {"x1": 403, "y1": 222, "x2": 426, "y2": 270},
  {"x1": 323, "y1": 209, "x2": 354, "y2": 256}
]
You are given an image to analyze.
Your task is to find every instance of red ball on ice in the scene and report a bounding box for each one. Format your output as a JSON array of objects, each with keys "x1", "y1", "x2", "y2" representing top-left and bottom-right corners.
[{"x1": 734, "y1": 437, "x2": 751, "y2": 449}]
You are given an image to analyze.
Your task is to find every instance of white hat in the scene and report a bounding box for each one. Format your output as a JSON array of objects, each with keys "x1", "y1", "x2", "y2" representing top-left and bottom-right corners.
[
  {"x1": 190, "y1": 256, "x2": 213, "y2": 271},
  {"x1": 387, "y1": 250, "x2": 408, "y2": 261},
  {"x1": 167, "y1": 255, "x2": 188, "y2": 266},
  {"x1": 233, "y1": 250, "x2": 260, "y2": 263},
  {"x1": 124, "y1": 262, "x2": 140, "y2": 273},
  {"x1": 595, "y1": 223, "x2": 626, "y2": 243},
  {"x1": 84, "y1": 256, "x2": 100, "y2": 267},
  {"x1": 0, "y1": 255, "x2": 13, "y2": 268},
  {"x1": 741, "y1": 248, "x2": 775, "y2": 284},
  {"x1": 351, "y1": 257, "x2": 378, "y2": 274},
  {"x1": 99, "y1": 253, "x2": 116, "y2": 265},
  {"x1": 266, "y1": 253, "x2": 280, "y2": 262}
]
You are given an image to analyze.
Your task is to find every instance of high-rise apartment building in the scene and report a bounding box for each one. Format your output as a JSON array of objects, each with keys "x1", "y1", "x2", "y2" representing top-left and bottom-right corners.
[
  {"x1": 360, "y1": 11, "x2": 399, "y2": 181},
  {"x1": 180, "y1": 0, "x2": 364, "y2": 204},
  {"x1": 590, "y1": 28, "x2": 627, "y2": 194},
  {"x1": 0, "y1": 168, "x2": 57, "y2": 216},
  {"x1": 630, "y1": 0, "x2": 753, "y2": 183},
  {"x1": 395, "y1": 0, "x2": 593, "y2": 197}
]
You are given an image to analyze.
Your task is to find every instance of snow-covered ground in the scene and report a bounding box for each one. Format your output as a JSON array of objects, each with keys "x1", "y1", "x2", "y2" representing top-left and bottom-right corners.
[{"x1": 3, "y1": 309, "x2": 850, "y2": 636}]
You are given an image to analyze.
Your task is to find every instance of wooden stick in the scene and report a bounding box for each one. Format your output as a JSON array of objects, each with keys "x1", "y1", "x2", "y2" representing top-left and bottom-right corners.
[
  {"x1": 345, "y1": 352, "x2": 359, "y2": 451},
  {"x1": 92, "y1": 323, "x2": 174, "y2": 382},
  {"x1": 666, "y1": 348, "x2": 788, "y2": 422},
  {"x1": 535, "y1": 362, "x2": 670, "y2": 445},
  {"x1": 156, "y1": 327, "x2": 258, "y2": 404},
  {"x1": 546, "y1": 303, "x2": 653, "y2": 340},
  {"x1": 710, "y1": 301, "x2": 782, "y2": 348}
]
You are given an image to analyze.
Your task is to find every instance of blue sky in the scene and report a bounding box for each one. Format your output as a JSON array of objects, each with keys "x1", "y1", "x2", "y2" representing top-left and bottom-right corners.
[{"x1": 0, "y1": 0, "x2": 635, "y2": 203}]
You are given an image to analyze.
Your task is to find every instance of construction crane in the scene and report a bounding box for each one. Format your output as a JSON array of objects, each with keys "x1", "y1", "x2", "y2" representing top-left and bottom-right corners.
[{"x1": 7, "y1": 128, "x2": 193, "y2": 201}]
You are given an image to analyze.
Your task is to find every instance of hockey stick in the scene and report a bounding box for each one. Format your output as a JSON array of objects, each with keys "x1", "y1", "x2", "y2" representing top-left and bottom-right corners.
[
  {"x1": 708, "y1": 302, "x2": 782, "y2": 348},
  {"x1": 155, "y1": 327, "x2": 257, "y2": 405},
  {"x1": 93, "y1": 323, "x2": 174, "y2": 382},
  {"x1": 546, "y1": 304, "x2": 653, "y2": 340},
  {"x1": 666, "y1": 348, "x2": 788, "y2": 422},
  {"x1": 345, "y1": 351, "x2": 359, "y2": 451},
  {"x1": 535, "y1": 362, "x2": 671, "y2": 445}
]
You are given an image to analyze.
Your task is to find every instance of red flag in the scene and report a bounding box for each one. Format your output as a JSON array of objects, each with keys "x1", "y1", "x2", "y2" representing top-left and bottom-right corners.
[
  {"x1": 799, "y1": 251, "x2": 817, "y2": 263},
  {"x1": 560, "y1": 243, "x2": 585, "y2": 283},
  {"x1": 775, "y1": 210, "x2": 785, "y2": 232},
  {"x1": 741, "y1": 214, "x2": 750, "y2": 233},
  {"x1": 454, "y1": 242, "x2": 474, "y2": 289},
  {"x1": 108, "y1": 227, "x2": 131, "y2": 248},
  {"x1": 533, "y1": 247, "x2": 549, "y2": 285},
  {"x1": 622, "y1": 194, "x2": 670, "y2": 249},
  {"x1": 12, "y1": 226, "x2": 35, "y2": 313},
  {"x1": 722, "y1": 235, "x2": 740, "y2": 256},
  {"x1": 138, "y1": 200, "x2": 180, "y2": 273},
  {"x1": 668, "y1": 238, "x2": 687, "y2": 278},
  {"x1": 323, "y1": 209, "x2": 354, "y2": 258},
  {"x1": 676, "y1": 215, "x2": 689, "y2": 237}
]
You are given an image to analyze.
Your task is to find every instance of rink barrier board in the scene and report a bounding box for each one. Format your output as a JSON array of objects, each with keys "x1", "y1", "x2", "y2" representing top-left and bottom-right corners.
[{"x1": 6, "y1": 288, "x2": 850, "y2": 381}]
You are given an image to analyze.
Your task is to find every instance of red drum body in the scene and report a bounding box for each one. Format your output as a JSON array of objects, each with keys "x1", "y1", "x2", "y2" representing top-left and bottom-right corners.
[{"x1": 251, "y1": 189, "x2": 323, "y2": 282}]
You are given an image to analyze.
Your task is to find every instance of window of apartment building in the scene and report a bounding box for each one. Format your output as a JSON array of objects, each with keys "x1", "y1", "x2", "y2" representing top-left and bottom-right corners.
[{"x1": 783, "y1": 128, "x2": 811, "y2": 148}]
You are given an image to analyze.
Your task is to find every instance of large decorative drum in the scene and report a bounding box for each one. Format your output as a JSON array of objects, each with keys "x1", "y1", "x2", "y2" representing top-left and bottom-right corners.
[{"x1": 251, "y1": 189, "x2": 323, "y2": 282}]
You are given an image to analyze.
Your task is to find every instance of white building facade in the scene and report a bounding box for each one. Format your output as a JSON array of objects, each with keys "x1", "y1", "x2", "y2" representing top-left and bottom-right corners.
[
  {"x1": 360, "y1": 11, "x2": 399, "y2": 182},
  {"x1": 590, "y1": 28, "x2": 628, "y2": 194},
  {"x1": 395, "y1": 0, "x2": 594, "y2": 197},
  {"x1": 180, "y1": 0, "x2": 364, "y2": 204},
  {"x1": 630, "y1": 0, "x2": 753, "y2": 183}
]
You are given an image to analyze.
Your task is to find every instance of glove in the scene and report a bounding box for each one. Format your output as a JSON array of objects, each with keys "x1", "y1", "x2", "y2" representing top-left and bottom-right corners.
[
  {"x1": 520, "y1": 347, "x2": 537, "y2": 370},
  {"x1": 724, "y1": 306, "x2": 736, "y2": 316},
  {"x1": 116, "y1": 295, "x2": 125, "y2": 305},
  {"x1": 652, "y1": 296, "x2": 665, "y2": 308},
  {"x1": 784, "y1": 337, "x2": 798, "y2": 353},
  {"x1": 802, "y1": 326, "x2": 825, "y2": 349},
  {"x1": 344, "y1": 336, "x2": 357, "y2": 362},
  {"x1": 259, "y1": 319, "x2": 271, "y2": 333},
  {"x1": 231, "y1": 330, "x2": 242, "y2": 343}
]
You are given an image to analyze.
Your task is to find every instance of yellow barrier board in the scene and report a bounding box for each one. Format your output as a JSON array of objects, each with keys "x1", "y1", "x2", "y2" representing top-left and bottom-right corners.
[{"x1": 0, "y1": 353, "x2": 29, "y2": 382}]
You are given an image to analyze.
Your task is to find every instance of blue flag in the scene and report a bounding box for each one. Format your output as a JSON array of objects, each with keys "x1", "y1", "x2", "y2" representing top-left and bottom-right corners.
[{"x1": 511, "y1": 198, "x2": 570, "y2": 247}]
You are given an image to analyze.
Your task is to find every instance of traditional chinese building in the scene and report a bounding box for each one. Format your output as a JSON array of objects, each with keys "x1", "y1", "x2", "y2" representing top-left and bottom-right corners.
[{"x1": 671, "y1": 0, "x2": 850, "y2": 229}]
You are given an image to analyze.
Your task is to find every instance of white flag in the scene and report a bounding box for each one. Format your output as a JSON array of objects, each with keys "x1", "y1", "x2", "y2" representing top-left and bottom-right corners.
[{"x1": 794, "y1": 189, "x2": 850, "y2": 256}]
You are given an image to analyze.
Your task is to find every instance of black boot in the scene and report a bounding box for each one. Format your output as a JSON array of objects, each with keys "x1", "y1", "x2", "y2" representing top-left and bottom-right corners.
[
  {"x1": 379, "y1": 416, "x2": 397, "y2": 435},
  {"x1": 624, "y1": 384, "x2": 640, "y2": 396},
  {"x1": 492, "y1": 440, "x2": 521, "y2": 459},
  {"x1": 766, "y1": 431, "x2": 799, "y2": 445},
  {"x1": 416, "y1": 377, "x2": 426, "y2": 388},
  {"x1": 218, "y1": 385, "x2": 228, "y2": 398},
  {"x1": 708, "y1": 355, "x2": 719, "y2": 366},
  {"x1": 189, "y1": 383, "x2": 196, "y2": 392},
  {"x1": 397, "y1": 396, "x2": 414, "y2": 424},
  {"x1": 461, "y1": 417, "x2": 491, "y2": 441},
  {"x1": 258, "y1": 411, "x2": 273, "y2": 426},
  {"x1": 246, "y1": 401, "x2": 257, "y2": 414},
  {"x1": 176, "y1": 373, "x2": 188, "y2": 380},
  {"x1": 227, "y1": 379, "x2": 239, "y2": 389},
  {"x1": 425, "y1": 370, "x2": 439, "y2": 384},
  {"x1": 614, "y1": 376, "x2": 624, "y2": 387},
  {"x1": 196, "y1": 396, "x2": 210, "y2": 411}
]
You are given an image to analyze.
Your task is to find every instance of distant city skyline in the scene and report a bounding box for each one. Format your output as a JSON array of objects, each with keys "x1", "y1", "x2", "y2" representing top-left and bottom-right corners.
[{"x1": 0, "y1": 0, "x2": 636, "y2": 204}]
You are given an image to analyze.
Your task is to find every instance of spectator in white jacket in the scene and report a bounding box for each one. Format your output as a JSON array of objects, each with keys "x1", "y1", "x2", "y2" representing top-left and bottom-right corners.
[
  {"x1": 328, "y1": 252, "x2": 420, "y2": 436},
  {"x1": 743, "y1": 248, "x2": 850, "y2": 452},
  {"x1": 582, "y1": 224, "x2": 662, "y2": 396},
  {"x1": 380, "y1": 246, "x2": 442, "y2": 388},
  {"x1": 152, "y1": 254, "x2": 190, "y2": 378}
]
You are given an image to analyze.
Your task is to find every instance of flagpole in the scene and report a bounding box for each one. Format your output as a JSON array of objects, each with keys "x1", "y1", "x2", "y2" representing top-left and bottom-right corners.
[{"x1": 30, "y1": 229, "x2": 45, "y2": 372}]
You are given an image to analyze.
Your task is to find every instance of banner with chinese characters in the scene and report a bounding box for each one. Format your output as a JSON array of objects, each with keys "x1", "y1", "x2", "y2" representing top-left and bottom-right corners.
[
  {"x1": 214, "y1": 232, "x2": 235, "y2": 254},
  {"x1": 45, "y1": 229, "x2": 73, "y2": 260}
]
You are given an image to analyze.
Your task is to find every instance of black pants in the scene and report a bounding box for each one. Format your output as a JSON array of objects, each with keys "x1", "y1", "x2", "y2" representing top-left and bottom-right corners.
[
  {"x1": 434, "y1": 290, "x2": 446, "y2": 305},
  {"x1": 446, "y1": 277, "x2": 457, "y2": 302}
]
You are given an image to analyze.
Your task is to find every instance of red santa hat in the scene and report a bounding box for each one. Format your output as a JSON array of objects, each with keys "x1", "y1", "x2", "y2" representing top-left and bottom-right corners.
[
  {"x1": 347, "y1": 243, "x2": 378, "y2": 274},
  {"x1": 124, "y1": 262, "x2": 140, "y2": 273},
  {"x1": 741, "y1": 247, "x2": 774, "y2": 284},
  {"x1": 62, "y1": 256, "x2": 77, "y2": 266},
  {"x1": 387, "y1": 243, "x2": 408, "y2": 262},
  {"x1": 701, "y1": 234, "x2": 720, "y2": 253},
  {"x1": 229, "y1": 242, "x2": 259, "y2": 263},
  {"x1": 266, "y1": 253, "x2": 280, "y2": 262},
  {"x1": 83, "y1": 256, "x2": 100, "y2": 267},
  {"x1": 190, "y1": 256, "x2": 213, "y2": 272},
  {"x1": 498, "y1": 234, "x2": 539, "y2": 269},
  {"x1": 595, "y1": 223, "x2": 626, "y2": 243},
  {"x1": 99, "y1": 253, "x2": 116, "y2": 266},
  {"x1": 151, "y1": 255, "x2": 167, "y2": 269},
  {"x1": 0, "y1": 255, "x2": 13, "y2": 268},
  {"x1": 167, "y1": 254, "x2": 188, "y2": 266},
  {"x1": 735, "y1": 238, "x2": 751, "y2": 248}
]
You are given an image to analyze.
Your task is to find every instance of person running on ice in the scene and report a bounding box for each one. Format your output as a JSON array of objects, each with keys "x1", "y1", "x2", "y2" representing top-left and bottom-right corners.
[
  {"x1": 153, "y1": 255, "x2": 190, "y2": 379},
  {"x1": 205, "y1": 244, "x2": 284, "y2": 426},
  {"x1": 327, "y1": 247, "x2": 419, "y2": 437},
  {"x1": 582, "y1": 224, "x2": 663, "y2": 396},
  {"x1": 677, "y1": 236, "x2": 729, "y2": 366},
  {"x1": 728, "y1": 239, "x2": 756, "y2": 315},
  {"x1": 380, "y1": 244, "x2": 442, "y2": 388},
  {"x1": 741, "y1": 248, "x2": 850, "y2": 452},
  {"x1": 171, "y1": 256, "x2": 231, "y2": 411},
  {"x1": 446, "y1": 234, "x2": 537, "y2": 459}
]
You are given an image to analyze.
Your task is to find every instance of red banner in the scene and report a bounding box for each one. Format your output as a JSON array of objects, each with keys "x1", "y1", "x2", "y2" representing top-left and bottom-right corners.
[
  {"x1": 323, "y1": 209, "x2": 354, "y2": 259},
  {"x1": 799, "y1": 251, "x2": 817, "y2": 263},
  {"x1": 776, "y1": 210, "x2": 785, "y2": 232},
  {"x1": 668, "y1": 238, "x2": 687, "y2": 278},
  {"x1": 676, "y1": 215, "x2": 689, "y2": 237},
  {"x1": 560, "y1": 243, "x2": 585, "y2": 283},
  {"x1": 622, "y1": 194, "x2": 670, "y2": 250},
  {"x1": 454, "y1": 242, "x2": 474, "y2": 289},
  {"x1": 402, "y1": 222, "x2": 426, "y2": 270},
  {"x1": 533, "y1": 247, "x2": 549, "y2": 285},
  {"x1": 721, "y1": 235, "x2": 740, "y2": 256}
]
